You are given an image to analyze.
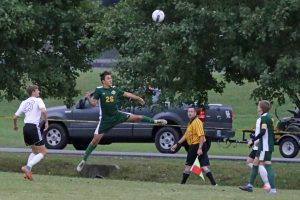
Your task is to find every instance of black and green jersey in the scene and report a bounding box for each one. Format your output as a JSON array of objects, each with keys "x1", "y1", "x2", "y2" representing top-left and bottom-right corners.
[
  {"x1": 92, "y1": 86, "x2": 124, "y2": 117},
  {"x1": 258, "y1": 113, "x2": 274, "y2": 152}
]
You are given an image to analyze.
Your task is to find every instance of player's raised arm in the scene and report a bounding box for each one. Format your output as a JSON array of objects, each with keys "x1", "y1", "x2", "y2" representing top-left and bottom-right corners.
[
  {"x1": 123, "y1": 92, "x2": 145, "y2": 105},
  {"x1": 85, "y1": 91, "x2": 98, "y2": 107}
]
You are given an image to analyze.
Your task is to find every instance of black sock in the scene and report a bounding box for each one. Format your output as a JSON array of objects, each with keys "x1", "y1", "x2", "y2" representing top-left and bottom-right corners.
[
  {"x1": 181, "y1": 173, "x2": 190, "y2": 184},
  {"x1": 206, "y1": 172, "x2": 217, "y2": 185}
]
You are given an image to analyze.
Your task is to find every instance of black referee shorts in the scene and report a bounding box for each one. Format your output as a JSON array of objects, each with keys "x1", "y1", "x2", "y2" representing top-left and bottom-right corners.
[
  {"x1": 185, "y1": 143, "x2": 210, "y2": 167},
  {"x1": 23, "y1": 123, "x2": 45, "y2": 146},
  {"x1": 248, "y1": 149, "x2": 257, "y2": 159}
]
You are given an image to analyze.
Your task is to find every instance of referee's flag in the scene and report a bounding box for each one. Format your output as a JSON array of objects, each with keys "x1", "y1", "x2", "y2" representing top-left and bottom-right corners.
[{"x1": 190, "y1": 157, "x2": 205, "y2": 181}]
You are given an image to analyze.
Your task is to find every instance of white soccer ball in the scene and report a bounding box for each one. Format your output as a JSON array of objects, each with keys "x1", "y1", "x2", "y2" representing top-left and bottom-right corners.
[{"x1": 152, "y1": 10, "x2": 165, "y2": 23}]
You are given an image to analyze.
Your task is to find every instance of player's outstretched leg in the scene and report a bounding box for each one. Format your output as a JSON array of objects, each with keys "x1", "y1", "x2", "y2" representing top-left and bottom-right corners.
[
  {"x1": 130, "y1": 115, "x2": 167, "y2": 125},
  {"x1": 77, "y1": 134, "x2": 103, "y2": 172}
]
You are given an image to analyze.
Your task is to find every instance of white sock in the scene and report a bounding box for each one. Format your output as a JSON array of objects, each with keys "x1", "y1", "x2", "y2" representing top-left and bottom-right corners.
[
  {"x1": 27, "y1": 153, "x2": 44, "y2": 168},
  {"x1": 247, "y1": 163, "x2": 253, "y2": 168},
  {"x1": 259, "y1": 165, "x2": 270, "y2": 186},
  {"x1": 27, "y1": 153, "x2": 36, "y2": 165}
]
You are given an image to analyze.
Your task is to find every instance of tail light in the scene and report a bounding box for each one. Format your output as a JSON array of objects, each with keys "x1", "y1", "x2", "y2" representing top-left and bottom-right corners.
[{"x1": 197, "y1": 108, "x2": 205, "y2": 122}]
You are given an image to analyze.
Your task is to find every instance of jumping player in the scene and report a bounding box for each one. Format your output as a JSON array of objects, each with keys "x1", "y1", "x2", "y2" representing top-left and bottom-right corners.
[{"x1": 76, "y1": 71, "x2": 167, "y2": 172}]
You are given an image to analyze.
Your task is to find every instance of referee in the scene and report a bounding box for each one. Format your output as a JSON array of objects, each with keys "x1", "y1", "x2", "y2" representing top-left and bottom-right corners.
[{"x1": 171, "y1": 107, "x2": 217, "y2": 186}]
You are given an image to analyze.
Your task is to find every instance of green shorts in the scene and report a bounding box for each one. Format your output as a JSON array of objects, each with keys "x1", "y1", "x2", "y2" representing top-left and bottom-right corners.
[
  {"x1": 96, "y1": 111, "x2": 130, "y2": 134},
  {"x1": 256, "y1": 151, "x2": 272, "y2": 161}
]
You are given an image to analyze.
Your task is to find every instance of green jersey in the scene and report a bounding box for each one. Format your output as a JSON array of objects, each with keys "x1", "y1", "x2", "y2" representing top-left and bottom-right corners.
[
  {"x1": 92, "y1": 86, "x2": 124, "y2": 117},
  {"x1": 258, "y1": 113, "x2": 274, "y2": 152}
]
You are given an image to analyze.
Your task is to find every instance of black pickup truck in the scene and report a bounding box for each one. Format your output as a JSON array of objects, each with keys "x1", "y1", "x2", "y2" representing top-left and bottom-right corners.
[{"x1": 44, "y1": 98, "x2": 235, "y2": 153}]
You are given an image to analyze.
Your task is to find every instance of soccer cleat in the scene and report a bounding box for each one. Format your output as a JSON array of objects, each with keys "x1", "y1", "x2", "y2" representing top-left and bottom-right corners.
[
  {"x1": 76, "y1": 160, "x2": 86, "y2": 172},
  {"x1": 21, "y1": 166, "x2": 33, "y2": 181},
  {"x1": 262, "y1": 184, "x2": 271, "y2": 191},
  {"x1": 154, "y1": 119, "x2": 167, "y2": 125},
  {"x1": 239, "y1": 184, "x2": 253, "y2": 192},
  {"x1": 267, "y1": 189, "x2": 277, "y2": 195}
]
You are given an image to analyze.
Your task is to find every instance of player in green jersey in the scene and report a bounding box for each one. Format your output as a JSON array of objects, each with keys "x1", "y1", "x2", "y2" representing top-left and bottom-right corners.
[
  {"x1": 239, "y1": 100, "x2": 277, "y2": 194},
  {"x1": 77, "y1": 71, "x2": 167, "y2": 172}
]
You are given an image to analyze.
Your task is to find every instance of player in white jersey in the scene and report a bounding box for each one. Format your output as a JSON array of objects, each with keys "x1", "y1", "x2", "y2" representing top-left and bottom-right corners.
[{"x1": 13, "y1": 85, "x2": 48, "y2": 180}]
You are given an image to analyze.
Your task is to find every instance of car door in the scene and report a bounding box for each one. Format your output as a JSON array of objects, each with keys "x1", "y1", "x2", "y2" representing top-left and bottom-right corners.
[
  {"x1": 132, "y1": 106, "x2": 156, "y2": 139},
  {"x1": 69, "y1": 99, "x2": 99, "y2": 138}
]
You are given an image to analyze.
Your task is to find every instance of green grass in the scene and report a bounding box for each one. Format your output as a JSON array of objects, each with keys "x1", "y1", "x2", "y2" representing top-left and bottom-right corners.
[
  {"x1": 2, "y1": 171, "x2": 299, "y2": 200},
  {"x1": 1, "y1": 153, "x2": 300, "y2": 190},
  {"x1": 0, "y1": 68, "x2": 299, "y2": 158}
]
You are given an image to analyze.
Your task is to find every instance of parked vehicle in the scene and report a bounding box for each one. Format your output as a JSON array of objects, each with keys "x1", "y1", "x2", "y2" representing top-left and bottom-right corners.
[
  {"x1": 44, "y1": 96, "x2": 235, "y2": 153},
  {"x1": 275, "y1": 108, "x2": 300, "y2": 158}
]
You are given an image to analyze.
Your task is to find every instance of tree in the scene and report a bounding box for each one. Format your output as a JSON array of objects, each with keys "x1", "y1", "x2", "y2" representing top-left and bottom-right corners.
[
  {"x1": 0, "y1": 0, "x2": 101, "y2": 107},
  {"x1": 88, "y1": 0, "x2": 300, "y2": 107}
]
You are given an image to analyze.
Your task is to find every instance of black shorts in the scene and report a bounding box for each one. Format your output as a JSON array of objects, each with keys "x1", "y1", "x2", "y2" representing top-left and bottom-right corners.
[
  {"x1": 248, "y1": 149, "x2": 257, "y2": 159},
  {"x1": 23, "y1": 123, "x2": 45, "y2": 146},
  {"x1": 185, "y1": 143, "x2": 210, "y2": 167}
]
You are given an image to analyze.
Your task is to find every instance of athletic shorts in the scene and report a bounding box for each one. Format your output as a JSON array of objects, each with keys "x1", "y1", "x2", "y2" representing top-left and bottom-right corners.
[
  {"x1": 23, "y1": 123, "x2": 45, "y2": 146},
  {"x1": 248, "y1": 150, "x2": 257, "y2": 159},
  {"x1": 185, "y1": 143, "x2": 210, "y2": 167},
  {"x1": 96, "y1": 111, "x2": 131, "y2": 134},
  {"x1": 256, "y1": 150, "x2": 272, "y2": 161}
]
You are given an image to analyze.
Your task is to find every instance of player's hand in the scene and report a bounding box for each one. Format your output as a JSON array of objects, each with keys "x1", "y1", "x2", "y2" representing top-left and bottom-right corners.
[
  {"x1": 254, "y1": 140, "x2": 259, "y2": 147},
  {"x1": 197, "y1": 148, "x2": 203, "y2": 156},
  {"x1": 170, "y1": 144, "x2": 177, "y2": 152},
  {"x1": 84, "y1": 91, "x2": 91, "y2": 98},
  {"x1": 44, "y1": 122, "x2": 49, "y2": 132},
  {"x1": 137, "y1": 97, "x2": 145, "y2": 105},
  {"x1": 247, "y1": 140, "x2": 253, "y2": 148}
]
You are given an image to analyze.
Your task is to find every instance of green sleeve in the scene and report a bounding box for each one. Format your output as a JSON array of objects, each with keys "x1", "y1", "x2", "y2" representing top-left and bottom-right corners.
[{"x1": 92, "y1": 88, "x2": 101, "y2": 100}]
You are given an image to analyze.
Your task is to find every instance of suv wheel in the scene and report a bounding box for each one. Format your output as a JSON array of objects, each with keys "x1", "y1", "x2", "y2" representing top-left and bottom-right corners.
[
  {"x1": 45, "y1": 124, "x2": 68, "y2": 149},
  {"x1": 155, "y1": 127, "x2": 180, "y2": 153}
]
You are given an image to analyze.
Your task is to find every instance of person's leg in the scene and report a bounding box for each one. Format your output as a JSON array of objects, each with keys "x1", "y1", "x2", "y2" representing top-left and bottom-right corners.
[
  {"x1": 181, "y1": 144, "x2": 197, "y2": 184},
  {"x1": 181, "y1": 165, "x2": 191, "y2": 184},
  {"x1": 200, "y1": 143, "x2": 217, "y2": 186},
  {"x1": 27, "y1": 145, "x2": 46, "y2": 169},
  {"x1": 202, "y1": 166, "x2": 217, "y2": 185},
  {"x1": 259, "y1": 165, "x2": 270, "y2": 189},
  {"x1": 239, "y1": 157, "x2": 259, "y2": 192},
  {"x1": 127, "y1": 114, "x2": 167, "y2": 125},
  {"x1": 264, "y1": 152, "x2": 276, "y2": 194}
]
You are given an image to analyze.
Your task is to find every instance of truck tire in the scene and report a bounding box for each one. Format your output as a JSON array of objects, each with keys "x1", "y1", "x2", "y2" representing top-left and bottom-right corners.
[
  {"x1": 44, "y1": 123, "x2": 68, "y2": 149},
  {"x1": 155, "y1": 127, "x2": 180, "y2": 153},
  {"x1": 279, "y1": 137, "x2": 299, "y2": 158}
]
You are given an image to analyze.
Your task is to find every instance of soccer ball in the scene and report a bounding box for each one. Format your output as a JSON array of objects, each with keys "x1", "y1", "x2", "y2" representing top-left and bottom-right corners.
[{"x1": 152, "y1": 10, "x2": 165, "y2": 23}]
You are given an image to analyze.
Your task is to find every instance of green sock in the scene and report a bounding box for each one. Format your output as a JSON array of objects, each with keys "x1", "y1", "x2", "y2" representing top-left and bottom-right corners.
[
  {"x1": 249, "y1": 165, "x2": 259, "y2": 185},
  {"x1": 141, "y1": 116, "x2": 154, "y2": 123},
  {"x1": 83, "y1": 143, "x2": 97, "y2": 161},
  {"x1": 265, "y1": 164, "x2": 275, "y2": 188}
]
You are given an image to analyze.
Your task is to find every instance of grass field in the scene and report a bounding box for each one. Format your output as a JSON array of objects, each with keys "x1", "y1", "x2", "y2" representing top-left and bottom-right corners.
[{"x1": 1, "y1": 171, "x2": 300, "y2": 200}]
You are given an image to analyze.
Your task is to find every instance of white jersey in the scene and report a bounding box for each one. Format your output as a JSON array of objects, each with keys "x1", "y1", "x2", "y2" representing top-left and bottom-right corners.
[
  {"x1": 253, "y1": 117, "x2": 261, "y2": 150},
  {"x1": 15, "y1": 97, "x2": 46, "y2": 125}
]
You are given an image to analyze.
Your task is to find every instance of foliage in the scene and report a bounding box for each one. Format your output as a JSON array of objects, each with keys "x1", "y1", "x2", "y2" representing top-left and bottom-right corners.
[
  {"x1": 0, "y1": 0, "x2": 101, "y2": 107},
  {"x1": 88, "y1": 0, "x2": 300, "y2": 107}
]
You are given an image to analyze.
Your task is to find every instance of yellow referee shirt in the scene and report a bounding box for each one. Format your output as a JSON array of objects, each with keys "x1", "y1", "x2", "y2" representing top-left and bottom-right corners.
[{"x1": 184, "y1": 118, "x2": 206, "y2": 145}]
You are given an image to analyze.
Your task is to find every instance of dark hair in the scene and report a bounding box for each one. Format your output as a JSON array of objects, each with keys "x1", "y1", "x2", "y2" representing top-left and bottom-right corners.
[
  {"x1": 259, "y1": 100, "x2": 271, "y2": 113},
  {"x1": 26, "y1": 85, "x2": 39, "y2": 96},
  {"x1": 100, "y1": 71, "x2": 111, "y2": 82},
  {"x1": 188, "y1": 106, "x2": 197, "y2": 111}
]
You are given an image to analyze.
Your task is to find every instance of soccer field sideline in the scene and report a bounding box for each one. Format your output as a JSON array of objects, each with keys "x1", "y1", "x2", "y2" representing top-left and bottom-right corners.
[{"x1": 1, "y1": 147, "x2": 300, "y2": 163}]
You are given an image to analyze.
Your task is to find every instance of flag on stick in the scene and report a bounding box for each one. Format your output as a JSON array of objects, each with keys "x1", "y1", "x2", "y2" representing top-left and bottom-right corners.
[{"x1": 190, "y1": 157, "x2": 205, "y2": 181}]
